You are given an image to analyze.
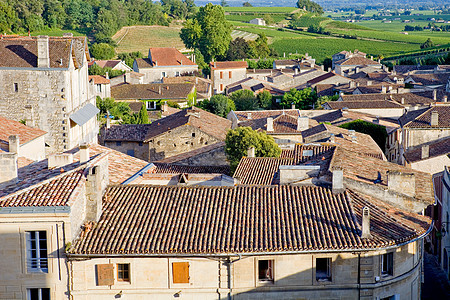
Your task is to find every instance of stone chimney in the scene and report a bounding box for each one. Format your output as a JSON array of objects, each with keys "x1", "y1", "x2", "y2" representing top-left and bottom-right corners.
[
  {"x1": 361, "y1": 207, "x2": 373, "y2": 239},
  {"x1": 433, "y1": 89, "x2": 437, "y2": 101},
  {"x1": 367, "y1": 80, "x2": 372, "y2": 86},
  {"x1": 162, "y1": 101, "x2": 168, "y2": 113},
  {"x1": 381, "y1": 85, "x2": 387, "y2": 93},
  {"x1": 401, "y1": 97, "x2": 405, "y2": 105},
  {"x1": 443, "y1": 95, "x2": 448, "y2": 102},
  {"x1": 387, "y1": 171, "x2": 415, "y2": 198},
  {"x1": 421, "y1": 144, "x2": 429, "y2": 159},
  {"x1": 349, "y1": 81, "x2": 356, "y2": 89},
  {"x1": 297, "y1": 116, "x2": 309, "y2": 131},
  {"x1": 430, "y1": 111, "x2": 439, "y2": 127},
  {"x1": 37, "y1": 35, "x2": 50, "y2": 68},
  {"x1": 294, "y1": 68, "x2": 298, "y2": 75},
  {"x1": 0, "y1": 153, "x2": 18, "y2": 186},
  {"x1": 291, "y1": 103, "x2": 296, "y2": 109},
  {"x1": 247, "y1": 112, "x2": 252, "y2": 120},
  {"x1": 106, "y1": 113, "x2": 111, "y2": 129},
  {"x1": 85, "y1": 165, "x2": 103, "y2": 222},
  {"x1": 349, "y1": 130, "x2": 357, "y2": 142},
  {"x1": 48, "y1": 153, "x2": 74, "y2": 169},
  {"x1": 105, "y1": 72, "x2": 109, "y2": 79},
  {"x1": 247, "y1": 147, "x2": 255, "y2": 158},
  {"x1": 8, "y1": 135, "x2": 19, "y2": 156},
  {"x1": 332, "y1": 168, "x2": 344, "y2": 194},
  {"x1": 267, "y1": 117, "x2": 274, "y2": 132},
  {"x1": 329, "y1": 133, "x2": 335, "y2": 143},
  {"x1": 80, "y1": 143, "x2": 90, "y2": 164}
]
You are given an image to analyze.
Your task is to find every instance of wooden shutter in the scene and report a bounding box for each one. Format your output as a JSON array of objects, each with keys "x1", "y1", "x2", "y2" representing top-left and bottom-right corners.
[
  {"x1": 96, "y1": 264, "x2": 114, "y2": 286},
  {"x1": 172, "y1": 262, "x2": 189, "y2": 284}
]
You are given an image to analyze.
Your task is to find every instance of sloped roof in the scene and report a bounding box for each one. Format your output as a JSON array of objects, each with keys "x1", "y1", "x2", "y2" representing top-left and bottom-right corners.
[
  {"x1": 326, "y1": 100, "x2": 404, "y2": 109},
  {"x1": 156, "y1": 141, "x2": 225, "y2": 164},
  {"x1": 68, "y1": 184, "x2": 430, "y2": 255},
  {"x1": 210, "y1": 61, "x2": 248, "y2": 70},
  {"x1": 111, "y1": 83, "x2": 195, "y2": 100},
  {"x1": 0, "y1": 116, "x2": 46, "y2": 149},
  {"x1": 336, "y1": 56, "x2": 381, "y2": 66},
  {"x1": 93, "y1": 60, "x2": 122, "y2": 69},
  {"x1": 233, "y1": 109, "x2": 300, "y2": 122},
  {"x1": 0, "y1": 35, "x2": 88, "y2": 69},
  {"x1": 149, "y1": 48, "x2": 196, "y2": 67},
  {"x1": 163, "y1": 76, "x2": 211, "y2": 94},
  {"x1": 151, "y1": 162, "x2": 230, "y2": 175},
  {"x1": 89, "y1": 75, "x2": 110, "y2": 84},
  {"x1": 407, "y1": 73, "x2": 450, "y2": 86},
  {"x1": 341, "y1": 93, "x2": 434, "y2": 105},
  {"x1": 401, "y1": 105, "x2": 450, "y2": 128},
  {"x1": 238, "y1": 114, "x2": 318, "y2": 134},
  {"x1": 404, "y1": 137, "x2": 450, "y2": 163}
]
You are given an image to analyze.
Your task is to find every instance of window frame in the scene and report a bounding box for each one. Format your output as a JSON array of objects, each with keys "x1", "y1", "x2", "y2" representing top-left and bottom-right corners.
[
  {"x1": 26, "y1": 231, "x2": 48, "y2": 273},
  {"x1": 257, "y1": 259, "x2": 274, "y2": 283},
  {"x1": 316, "y1": 257, "x2": 332, "y2": 282},
  {"x1": 381, "y1": 252, "x2": 394, "y2": 277},
  {"x1": 117, "y1": 263, "x2": 130, "y2": 282},
  {"x1": 161, "y1": 71, "x2": 167, "y2": 78},
  {"x1": 27, "y1": 288, "x2": 50, "y2": 300}
]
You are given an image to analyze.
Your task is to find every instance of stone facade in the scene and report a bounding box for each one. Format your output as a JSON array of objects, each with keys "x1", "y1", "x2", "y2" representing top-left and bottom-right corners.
[{"x1": 68, "y1": 240, "x2": 423, "y2": 300}]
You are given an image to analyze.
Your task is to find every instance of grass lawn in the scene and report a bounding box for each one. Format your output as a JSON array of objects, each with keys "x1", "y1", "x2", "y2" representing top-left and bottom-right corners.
[
  {"x1": 112, "y1": 25, "x2": 186, "y2": 54},
  {"x1": 31, "y1": 28, "x2": 86, "y2": 37}
]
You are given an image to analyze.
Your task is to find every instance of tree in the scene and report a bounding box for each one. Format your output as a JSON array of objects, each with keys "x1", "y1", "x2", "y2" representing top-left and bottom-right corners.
[
  {"x1": 420, "y1": 38, "x2": 434, "y2": 49},
  {"x1": 225, "y1": 127, "x2": 281, "y2": 171},
  {"x1": 243, "y1": 1, "x2": 252, "y2": 7},
  {"x1": 207, "y1": 94, "x2": 235, "y2": 117},
  {"x1": 339, "y1": 120, "x2": 388, "y2": 152},
  {"x1": 230, "y1": 90, "x2": 258, "y2": 111},
  {"x1": 281, "y1": 88, "x2": 316, "y2": 109},
  {"x1": 90, "y1": 43, "x2": 116, "y2": 60},
  {"x1": 136, "y1": 103, "x2": 149, "y2": 124},
  {"x1": 315, "y1": 94, "x2": 338, "y2": 109},
  {"x1": 180, "y1": 3, "x2": 232, "y2": 62},
  {"x1": 226, "y1": 37, "x2": 249, "y2": 61},
  {"x1": 247, "y1": 33, "x2": 270, "y2": 58},
  {"x1": 220, "y1": 0, "x2": 228, "y2": 7},
  {"x1": 296, "y1": 0, "x2": 323, "y2": 15},
  {"x1": 0, "y1": 2, "x2": 17, "y2": 33},
  {"x1": 256, "y1": 91, "x2": 272, "y2": 109}
]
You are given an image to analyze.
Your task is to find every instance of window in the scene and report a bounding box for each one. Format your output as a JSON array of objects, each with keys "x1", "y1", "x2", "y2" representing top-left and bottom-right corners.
[
  {"x1": 161, "y1": 71, "x2": 167, "y2": 78},
  {"x1": 381, "y1": 252, "x2": 393, "y2": 276},
  {"x1": 220, "y1": 84, "x2": 223, "y2": 91},
  {"x1": 14, "y1": 83, "x2": 19, "y2": 92},
  {"x1": 96, "y1": 264, "x2": 114, "y2": 286},
  {"x1": 258, "y1": 260, "x2": 274, "y2": 282},
  {"x1": 116, "y1": 141, "x2": 122, "y2": 146},
  {"x1": 146, "y1": 101, "x2": 156, "y2": 110},
  {"x1": 28, "y1": 288, "x2": 50, "y2": 300},
  {"x1": 316, "y1": 258, "x2": 331, "y2": 281},
  {"x1": 117, "y1": 264, "x2": 130, "y2": 282},
  {"x1": 127, "y1": 149, "x2": 135, "y2": 157},
  {"x1": 172, "y1": 262, "x2": 189, "y2": 283},
  {"x1": 26, "y1": 231, "x2": 48, "y2": 273},
  {"x1": 96, "y1": 84, "x2": 102, "y2": 92},
  {"x1": 229, "y1": 71, "x2": 232, "y2": 78},
  {"x1": 220, "y1": 71, "x2": 223, "y2": 79},
  {"x1": 138, "y1": 142, "x2": 143, "y2": 147},
  {"x1": 192, "y1": 133, "x2": 195, "y2": 137},
  {"x1": 175, "y1": 71, "x2": 180, "y2": 76}
]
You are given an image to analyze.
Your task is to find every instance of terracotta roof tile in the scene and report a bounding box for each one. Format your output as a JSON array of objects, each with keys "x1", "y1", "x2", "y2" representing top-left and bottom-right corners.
[
  {"x1": 0, "y1": 116, "x2": 46, "y2": 147},
  {"x1": 341, "y1": 92, "x2": 435, "y2": 106},
  {"x1": 238, "y1": 114, "x2": 318, "y2": 134},
  {"x1": 149, "y1": 48, "x2": 196, "y2": 66},
  {"x1": 163, "y1": 76, "x2": 211, "y2": 94},
  {"x1": 69, "y1": 185, "x2": 430, "y2": 255},
  {"x1": 111, "y1": 83, "x2": 195, "y2": 100},
  {"x1": 336, "y1": 56, "x2": 381, "y2": 66},
  {"x1": 326, "y1": 100, "x2": 404, "y2": 109},
  {"x1": 210, "y1": 61, "x2": 248, "y2": 70},
  {"x1": 233, "y1": 109, "x2": 300, "y2": 122},
  {"x1": 404, "y1": 137, "x2": 450, "y2": 163},
  {"x1": 93, "y1": 60, "x2": 122, "y2": 69},
  {"x1": 151, "y1": 162, "x2": 230, "y2": 175},
  {"x1": 402, "y1": 105, "x2": 450, "y2": 128}
]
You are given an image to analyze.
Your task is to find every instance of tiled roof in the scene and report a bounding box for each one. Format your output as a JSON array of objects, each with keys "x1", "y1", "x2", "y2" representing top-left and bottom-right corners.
[
  {"x1": 407, "y1": 73, "x2": 450, "y2": 86},
  {"x1": 341, "y1": 93, "x2": 434, "y2": 105},
  {"x1": 134, "y1": 58, "x2": 153, "y2": 68},
  {"x1": 326, "y1": 100, "x2": 404, "y2": 109},
  {"x1": 402, "y1": 105, "x2": 450, "y2": 128},
  {"x1": 69, "y1": 184, "x2": 430, "y2": 255},
  {"x1": 404, "y1": 137, "x2": 450, "y2": 163},
  {"x1": 336, "y1": 56, "x2": 381, "y2": 66},
  {"x1": 238, "y1": 114, "x2": 318, "y2": 134},
  {"x1": 163, "y1": 76, "x2": 211, "y2": 94},
  {"x1": 210, "y1": 61, "x2": 248, "y2": 70},
  {"x1": 0, "y1": 35, "x2": 88, "y2": 69},
  {"x1": 157, "y1": 141, "x2": 225, "y2": 163},
  {"x1": 149, "y1": 48, "x2": 196, "y2": 67},
  {"x1": 93, "y1": 60, "x2": 122, "y2": 69},
  {"x1": 111, "y1": 83, "x2": 195, "y2": 100},
  {"x1": 233, "y1": 109, "x2": 300, "y2": 122},
  {"x1": 393, "y1": 65, "x2": 435, "y2": 74},
  {"x1": 89, "y1": 75, "x2": 110, "y2": 84},
  {"x1": 151, "y1": 163, "x2": 230, "y2": 175},
  {"x1": 0, "y1": 116, "x2": 46, "y2": 148},
  {"x1": 103, "y1": 124, "x2": 151, "y2": 141},
  {"x1": 330, "y1": 147, "x2": 434, "y2": 204},
  {"x1": 307, "y1": 72, "x2": 336, "y2": 85}
]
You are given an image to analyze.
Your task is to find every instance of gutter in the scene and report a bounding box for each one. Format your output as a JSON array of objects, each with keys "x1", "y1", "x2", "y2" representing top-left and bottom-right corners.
[
  {"x1": 67, "y1": 222, "x2": 433, "y2": 259},
  {"x1": 121, "y1": 163, "x2": 155, "y2": 185}
]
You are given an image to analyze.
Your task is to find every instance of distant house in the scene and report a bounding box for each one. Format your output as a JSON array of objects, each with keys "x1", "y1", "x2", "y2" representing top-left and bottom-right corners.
[
  {"x1": 109, "y1": 71, "x2": 145, "y2": 86},
  {"x1": 163, "y1": 76, "x2": 213, "y2": 100},
  {"x1": 90, "y1": 60, "x2": 132, "y2": 72},
  {"x1": 89, "y1": 75, "x2": 111, "y2": 98},
  {"x1": 404, "y1": 137, "x2": 450, "y2": 174},
  {"x1": 111, "y1": 83, "x2": 196, "y2": 109},
  {"x1": 210, "y1": 61, "x2": 248, "y2": 94},
  {"x1": 100, "y1": 107, "x2": 231, "y2": 161},
  {"x1": 249, "y1": 18, "x2": 266, "y2": 26},
  {"x1": 133, "y1": 48, "x2": 198, "y2": 83}
]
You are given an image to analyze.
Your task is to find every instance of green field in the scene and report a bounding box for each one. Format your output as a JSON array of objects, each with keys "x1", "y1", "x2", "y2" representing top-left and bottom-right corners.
[
  {"x1": 224, "y1": 7, "x2": 297, "y2": 13},
  {"x1": 30, "y1": 28, "x2": 85, "y2": 37},
  {"x1": 225, "y1": 14, "x2": 288, "y2": 23}
]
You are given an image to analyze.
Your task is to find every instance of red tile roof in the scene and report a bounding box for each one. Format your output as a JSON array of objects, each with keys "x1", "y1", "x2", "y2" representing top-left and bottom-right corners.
[
  {"x1": 326, "y1": 100, "x2": 404, "y2": 109},
  {"x1": 93, "y1": 60, "x2": 122, "y2": 69},
  {"x1": 401, "y1": 105, "x2": 450, "y2": 128},
  {"x1": 404, "y1": 137, "x2": 450, "y2": 163},
  {"x1": 233, "y1": 109, "x2": 300, "y2": 122},
  {"x1": 210, "y1": 61, "x2": 248, "y2": 70},
  {"x1": 111, "y1": 83, "x2": 195, "y2": 100},
  {"x1": 0, "y1": 116, "x2": 46, "y2": 148},
  {"x1": 151, "y1": 162, "x2": 230, "y2": 175},
  {"x1": 336, "y1": 56, "x2": 381, "y2": 66},
  {"x1": 89, "y1": 75, "x2": 110, "y2": 84},
  {"x1": 149, "y1": 48, "x2": 196, "y2": 67},
  {"x1": 68, "y1": 184, "x2": 430, "y2": 255}
]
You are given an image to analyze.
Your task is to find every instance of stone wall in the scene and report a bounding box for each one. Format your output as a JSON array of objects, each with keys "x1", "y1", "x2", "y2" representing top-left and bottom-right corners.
[
  {"x1": 134, "y1": 65, "x2": 198, "y2": 84},
  {"x1": 103, "y1": 141, "x2": 149, "y2": 161},
  {"x1": 171, "y1": 145, "x2": 228, "y2": 166}
]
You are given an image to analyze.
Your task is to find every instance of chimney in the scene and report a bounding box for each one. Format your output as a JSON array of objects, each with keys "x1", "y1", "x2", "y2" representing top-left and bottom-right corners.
[
  {"x1": 387, "y1": 171, "x2": 415, "y2": 197},
  {"x1": 297, "y1": 116, "x2": 309, "y2": 131},
  {"x1": 85, "y1": 164, "x2": 105, "y2": 222},
  {"x1": 332, "y1": 168, "x2": 344, "y2": 194},
  {"x1": 247, "y1": 112, "x2": 252, "y2": 119},
  {"x1": 321, "y1": 65, "x2": 324, "y2": 71},
  {"x1": 106, "y1": 113, "x2": 111, "y2": 129},
  {"x1": 433, "y1": 89, "x2": 437, "y2": 101},
  {"x1": 355, "y1": 66, "x2": 360, "y2": 74},
  {"x1": 291, "y1": 103, "x2": 296, "y2": 109},
  {"x1": 0, "y1": 153, "x2": 18, "y2": 186},
  {"x1": 294, "y1": 68, "x2": 298, "y2": 75},
  {"x1": 349, "y1": 81, "x2": 356, "y2": 89},
  {"x1": 8, "y1": 135, "x2": 19, "y2": 155},
  {"x1": 162, "y1": 101, "x2": 168, "y2": 112},
  {"x1": 349, "y1": 130, "x2": 357, "y2": 142},
  {"x1": 80, "y1": 143, "x2": 90, "y2": 164},
  {"x1": 48, "y1": 153, "x2": 74, "y2": 169},
  {"x1": 105, "y1": 72, "x2": 109, "y2": 79},
  {"x1": 430, "y1": 111, "x2": 439, "y2": 127},
  {"x1": 267, "y1": 117, "x2": 274, "y2": 132},
  {"x1": 381, "y1": 86, "x2": 387, "y2": 93},
  {"x1": 247, "y1": 147, "x2": 255, "y2": 158},
  {"x1": 37, "y1": 35, "x2": 50, "y2": 68},
  {"x1": 421, "y1": 144, "x2": 429, "y2": 159},
  {"x1": 158, "y1": 86, "x2": 161, "y2": 94},
  {"x1": 361, "y1": 207, "x2": 373, "y2": 239},
  {"x1": 329, "y1": 133, "x2": 335, "y2": 143},
  {"x1": 443, "y1": 95, "x2": 448, "y2": 102},
  {"x1": 367, "y1": 80, "x2": 372, "y2": 86},
  {"x1": 401, "y1": 97, "x2": 405, "y2": 104}
]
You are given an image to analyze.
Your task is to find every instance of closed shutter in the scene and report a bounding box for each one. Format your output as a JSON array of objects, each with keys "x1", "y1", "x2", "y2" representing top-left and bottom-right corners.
[
  {"x1": 172, "y1": 262, "x2": 189, "y2": 283},
  {"x1": 96, "y1": 264, "x2": 114, "y2": 286}
]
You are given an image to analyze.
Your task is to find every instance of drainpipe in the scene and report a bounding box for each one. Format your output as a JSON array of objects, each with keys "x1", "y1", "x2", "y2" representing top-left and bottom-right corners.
[{"x1": 357, "y1": 253, "x2": 361, "y2": 300}]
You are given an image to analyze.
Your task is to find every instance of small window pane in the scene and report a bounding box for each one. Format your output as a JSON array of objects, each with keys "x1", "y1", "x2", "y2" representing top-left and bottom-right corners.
[
  {"x1": 41, "y1": 288, "x2": 50, "y2": 300},
  {"x1": 29, "y1": 289, "x2": 39, "y2": 300},
  {"x1": 258, "y1": 260, "x2": 274, "y2": 282},
  {"x1": 316, "y1": 258, "x2": 331, "y2": 281}
]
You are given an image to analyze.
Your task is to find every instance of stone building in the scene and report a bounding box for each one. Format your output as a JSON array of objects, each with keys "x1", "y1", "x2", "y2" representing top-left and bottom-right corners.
[
  {"x1": 0, "y1": 35, "x2": 99, "y2": 153},
  {"x1": 404, "y1": 137, "x2": 450, "y2": 174},
  {"x1": 133, "y1": 48, "x2": 198, "y2": 83},
  {"x1": 100, "y1": 107, "x2": 231, "y2": 162},
  {"x1": 210, "y1": 61, "x2": 248, "y2": 93},
  {"x1": 89, "y1": 75, "x2": 111, "y2": 99}
]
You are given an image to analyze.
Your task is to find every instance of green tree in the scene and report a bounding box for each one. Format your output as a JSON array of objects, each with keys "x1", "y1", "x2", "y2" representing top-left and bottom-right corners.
[
  {"x1": 339, "y1": 120, "x2": 388, "y2": 152},
  {"x1": 226, "y1": 37, "x2": 249, "y2": 61},
  {"x1": 220, "y1": 0, "x2": 228, "y2": 7},
  {"x1": 420, "y1": 38, "x2": 434, "y2": 49},
  {"x1": 136, "y1": 103, "x2": 149, "y2": 124},
  {"x1": 247, "y1": 33, "x2": 270, "y2": 58},
  {"x1": 256, "y1": 91, "x2": 272, "y2": 109},
  {"x1": 225, "y1": 127, "x2": 281, "y2": 171},
  {"x1": 0, "y1": 2, "x2": 17, "y2": 33},
  {"x1": 90, "y1": 43, "x2": 116, "y2": 60},
  {"x1": 230, "y1": 90, "x2": 258, "y2": 111},
  {"x1": 315, "y1": 94, "x2": 338, "y2": 109},
  {"x1": 180, "y1": 3, "x2": 232, "y2": 62},
  {"x1": 64, "y1": 0, "x2": 94, "y2": 29},
  {"x1": 208, "y1": 94, "x2": 235, "y2": 117},
  {"x1": 296, "y1": 0, "x2": 323, "y2": 15},
  {"x1": 118, "y1": 51, "x2": 143, "y2": 68},
  {"x1": 243, "y1": 1, "x2": 252, "y2": 7},
  {"x1": 281, "y1": 88, "x2": 316, "y2": 109}
]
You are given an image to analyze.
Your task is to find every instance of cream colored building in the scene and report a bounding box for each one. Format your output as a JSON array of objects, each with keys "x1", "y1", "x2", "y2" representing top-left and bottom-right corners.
[{"x1": 210, "y1": 61, "x2": 248, "y2": 93}]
